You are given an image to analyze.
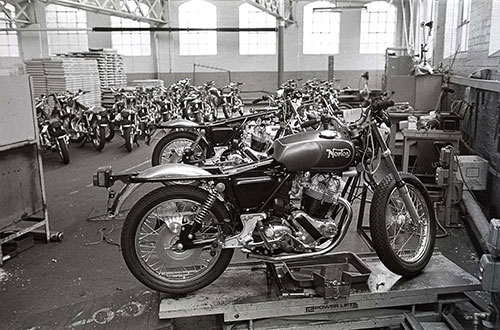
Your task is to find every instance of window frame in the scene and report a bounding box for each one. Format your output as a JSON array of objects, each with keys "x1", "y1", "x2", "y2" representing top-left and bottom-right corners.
[
  {"x1": 45, "y1": 4, "x2": 88, "y2": 55},
  {"x1": 239, "y1": 3, "x2": 276, "y2": 55},
  {"x1": 302, "y1": 1, "x2": 341, "y2": 55},
  {"x1": 489, "y1": 0, "x2": 500, "y2": 56},
  {"x1": 178, "y1": 0, "x2": 217, "y2": 56},
  {"x1": 110, "y1": 16, "x2": 151, "y2": 57},
  {"x1": 359, "y1": 1, "x2": 397, "y2": 55},
  {"x1": 0, "y1": 3, "x2": 20, "y2": 57}
]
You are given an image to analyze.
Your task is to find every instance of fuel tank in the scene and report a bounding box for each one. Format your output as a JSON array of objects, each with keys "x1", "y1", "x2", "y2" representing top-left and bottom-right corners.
[{"x1": 272, "y1": 130, "x2": 355, "y2": 172}]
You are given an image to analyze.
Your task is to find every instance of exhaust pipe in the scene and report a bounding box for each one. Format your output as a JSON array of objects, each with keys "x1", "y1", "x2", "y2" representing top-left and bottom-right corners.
[{"x1": 248, "y1": 196, "x2": 353, "y2": 262}]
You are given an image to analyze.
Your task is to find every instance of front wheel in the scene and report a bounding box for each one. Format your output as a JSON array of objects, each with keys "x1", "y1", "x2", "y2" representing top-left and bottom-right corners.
[
  {"x1": 56, "y1": 138, "x2": 70, "y2": 164},
  {"x1": 121, "y1": 186, "x2": 234, "y2": 295},
  {"x1": 369, "y1": 173, "x2": 436, "y2": 277},
  {"x1": 151, "y1": 131, "x2": 207, "y2": 166},
  {"x1": 105, "y1": 122, "x2": 115, "y2": 142},
  {"x1": 90, "y1": 119, "x2": 106, "y2": 151},
  {"x1": 123, "y1": 126, "x2": 134, "y2": 152}
]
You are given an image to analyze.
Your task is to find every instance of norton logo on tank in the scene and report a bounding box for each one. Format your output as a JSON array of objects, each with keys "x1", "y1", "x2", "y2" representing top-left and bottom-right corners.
[{"x1": 326, "y1": 148, "x2": 352, "y2": 159}]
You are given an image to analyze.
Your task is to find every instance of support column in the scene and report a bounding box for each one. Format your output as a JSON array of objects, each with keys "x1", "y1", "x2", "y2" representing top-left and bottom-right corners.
[{"x1": 277, "y1": 19, "x2": 285, "y2": 88}]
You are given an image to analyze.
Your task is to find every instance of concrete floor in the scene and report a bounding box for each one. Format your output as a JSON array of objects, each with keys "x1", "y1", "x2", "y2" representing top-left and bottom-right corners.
[{"x1": 0, "y1": 133, "x2": 489, "y2": 330}]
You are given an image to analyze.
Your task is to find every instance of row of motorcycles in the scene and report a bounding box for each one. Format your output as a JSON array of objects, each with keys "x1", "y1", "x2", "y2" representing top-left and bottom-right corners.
[
  {"x1": 93, "y1": 76, "x2": 437, "y2": 296},
  {"x1": 35, "y1": 78, "x2": 248, "y2": 164}
]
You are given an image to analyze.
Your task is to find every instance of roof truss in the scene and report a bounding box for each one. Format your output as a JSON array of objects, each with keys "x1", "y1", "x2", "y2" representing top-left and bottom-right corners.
[
  {"x1": 40, "y1": 0, "x2": 168, "y2": 25},
  {"x1": 244, "y1": 0, "x2": 295, "y2": 24},
  {"x1": 0, "y1": 1, "x2": 36, "y2": 25}
]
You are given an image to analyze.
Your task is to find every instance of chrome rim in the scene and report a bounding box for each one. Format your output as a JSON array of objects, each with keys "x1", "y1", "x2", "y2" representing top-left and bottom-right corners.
[
  {"x1": 160, "y1": 138, "x2": 205, "y2": 164},
  {"x1": 134, "y1": 198, "x2": 221, "y2": 283},
  {"x1": 385, "y1": 185, "x2": 431, "y2": 263}
]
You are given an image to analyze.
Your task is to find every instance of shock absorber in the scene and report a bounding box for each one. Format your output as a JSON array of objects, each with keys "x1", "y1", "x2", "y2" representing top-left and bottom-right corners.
[{"x1": 195, "y1": 183, "x2": 218, "y2": 224}]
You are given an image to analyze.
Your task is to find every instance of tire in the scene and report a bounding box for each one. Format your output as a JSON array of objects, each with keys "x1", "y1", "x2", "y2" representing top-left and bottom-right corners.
[
  {"x1": 151, "y1": 131, "x2": 208, "y2": 166},
  {"x1": 56, "y1": 138, "x2": 70, "y2": 164},
  {"x1": 105, "y1": 122, "x2": 115, "y2": 142},
  {"x1": 222, "y1": 105, "x2": 230, "y2": 119},
  {"x1": 123, "y1": 126, "x2": 134, "y2": 152},
  {"x1": 90, "y1": 119, "x2": 106, "y2": 151},
  {"x1": 121, "y1": 185, "x2": 234, "y2": 295},
  {"x1": 369, "y1": 173, "x2": 436, "y2": 277}
]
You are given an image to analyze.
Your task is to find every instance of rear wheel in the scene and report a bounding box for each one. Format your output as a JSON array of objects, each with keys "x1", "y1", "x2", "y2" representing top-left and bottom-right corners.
[
  {"x1": 121, "y1": 186, "x2": 233, "y2": 295},
  {"x1": 151, "y1": 131, "x2": 207, "y2": 166},
  {"x1": 369, "y1": 173, "x2": 436, "y2": 277}
]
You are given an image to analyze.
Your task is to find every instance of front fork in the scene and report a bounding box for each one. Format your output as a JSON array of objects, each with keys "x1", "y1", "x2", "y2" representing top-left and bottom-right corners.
[{"x1": 371, "y1": 123, "x2": 421, "y2": 223}]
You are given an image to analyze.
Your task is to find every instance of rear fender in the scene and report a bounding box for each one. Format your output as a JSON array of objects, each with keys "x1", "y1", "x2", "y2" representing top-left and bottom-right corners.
[{"x1": 107, "y1": 164, "x2": 213, "y2": 217}]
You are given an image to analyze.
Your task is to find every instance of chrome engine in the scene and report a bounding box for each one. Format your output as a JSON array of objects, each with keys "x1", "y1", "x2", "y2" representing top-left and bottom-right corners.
[{"x1": 231, "y1": 173, "x2": 348, "y2": 254}]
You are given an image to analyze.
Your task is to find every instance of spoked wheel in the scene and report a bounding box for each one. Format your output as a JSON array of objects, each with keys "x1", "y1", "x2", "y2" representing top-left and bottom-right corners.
[
  {"x1": 121, "y1": 186, "x2": 233, "y2": 295},
  {"x1": 90, "y1": 119, "x2": 106, "y2": 151},
  {"x1": 151, "y1": 131, "x2": 207, "y2": 166},
  {"x1": 370, "y1": 173, "x2": 436, "y2": 277}
]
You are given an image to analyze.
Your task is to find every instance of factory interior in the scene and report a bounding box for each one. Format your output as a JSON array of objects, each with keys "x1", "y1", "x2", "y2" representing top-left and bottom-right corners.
[{"x1": 1, "y1": 0, "x2": 500, "y2": 329}]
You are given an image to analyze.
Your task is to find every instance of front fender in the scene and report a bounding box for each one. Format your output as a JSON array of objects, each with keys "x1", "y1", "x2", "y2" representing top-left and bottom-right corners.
[{"x1": 107, "y1": 164, "x2": 212, "y2": 217}]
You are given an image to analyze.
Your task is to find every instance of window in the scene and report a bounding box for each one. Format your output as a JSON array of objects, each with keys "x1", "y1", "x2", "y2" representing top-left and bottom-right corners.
[
  {"x1": 46, "y1": 4, "x2": 88, "y2": 55},
  {"x1": 303, "y1": 1, "x2": 340, "y2": 55},
  {"x1": 360, "y1": 1, "x2": 397, "y2": 54},
  {"x1": 239, "y1": 3, "x2": 276, "y2": 55},
  {"x1": 444, "y1": 0, "x2": 470, "y2": 58},
  {"x1": 179, "y1": 0, "x2": 217, "y2": 56},
  {"x1": 0, "y1": 3, "x2": 19, "y2": 57},
  {"x1": 111, "y1": 0, "x2": 151, "y2": 56},
  {"x1": 489, "y1": 0, "x2": 500, "y2": 56},
  {"x1": 111, "y1": 17, "x2": 151, "y2": 56}
]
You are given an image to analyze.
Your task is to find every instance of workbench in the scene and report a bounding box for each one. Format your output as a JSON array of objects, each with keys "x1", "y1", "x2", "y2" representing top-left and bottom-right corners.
[
  {"x1": 159, "y1": 253, "x2": 480, "y2": 329},
  {"x1": 401, "y1": 129, "x2": 462, "y2": 173}
]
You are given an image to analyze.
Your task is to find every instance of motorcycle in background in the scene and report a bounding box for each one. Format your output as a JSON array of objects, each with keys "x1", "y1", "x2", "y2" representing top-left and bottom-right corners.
[{"x1": 35, "y1": 95, "x2": 70, "y2": 164}]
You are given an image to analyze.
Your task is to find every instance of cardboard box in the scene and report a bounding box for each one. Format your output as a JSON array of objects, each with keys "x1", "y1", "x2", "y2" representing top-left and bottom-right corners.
[{"x1": 457, "y1": 155, "x2": 488, "y2": 191}]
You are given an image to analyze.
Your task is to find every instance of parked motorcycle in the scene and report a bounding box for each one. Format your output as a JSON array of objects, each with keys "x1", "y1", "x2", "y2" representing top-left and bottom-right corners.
[
  {"x1": 94, "y1": 98, "x2": 436, "y2": 295},
  {"x1": 220, "y1": 82, "x2": 244, "y2": 118},
  {"x1": 150, "y1": 108, "x2": 281, "y2": 167},
  {"x1": 35, "y1": 95, "x2": 70, "y2": 164},
  {"x1": 112, "y1": 88, "x2": 141, "y2": 152}
]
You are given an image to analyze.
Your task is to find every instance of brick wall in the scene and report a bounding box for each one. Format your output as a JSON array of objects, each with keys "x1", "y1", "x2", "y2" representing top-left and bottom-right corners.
[{"x1": 436, "y1": 0, "x2": 500, "y2": 217}]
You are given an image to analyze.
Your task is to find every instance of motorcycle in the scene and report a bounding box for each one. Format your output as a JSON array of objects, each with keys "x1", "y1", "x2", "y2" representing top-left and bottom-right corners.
[
  {"x1": 58, "y1": 90, "x2": 107, "y2": 151},
  {"x1": 220, "y1": 82, "x2": 244, "y2": 118},
  {"x1": 112, "y1": 88, "x2": 141, "y2": 152},
  {"x1": 150, "y1": 108, "x2": 281, "y2": 167},
  {"x1": 93, "y1": 98, "x2": 436, "y2": 295},
  {"x1": 35, "y1": 95, "x2": 71, "y2": 164}
]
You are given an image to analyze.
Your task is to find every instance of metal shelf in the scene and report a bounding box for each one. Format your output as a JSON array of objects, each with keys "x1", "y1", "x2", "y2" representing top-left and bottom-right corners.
[{"x1": 449, "y1": 75, "x2": 500, "y2": 93}]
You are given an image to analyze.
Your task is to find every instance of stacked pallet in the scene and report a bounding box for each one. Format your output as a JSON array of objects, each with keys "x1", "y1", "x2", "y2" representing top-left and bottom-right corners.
[
  {"x1": 69, "y1": 49, "x2": 127, "y2": 90},
  {"x1": 25, "y1": 57, "x2": 101, "y2": 106},
  {"x1": 25, "y1": 59, "x2": 48, "y2": 98}
]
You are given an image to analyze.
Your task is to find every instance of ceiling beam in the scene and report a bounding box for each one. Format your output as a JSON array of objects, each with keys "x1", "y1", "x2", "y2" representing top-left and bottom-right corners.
[
  {"x1": 0, "y1": 1, "x2": 36, "y2": 25},
  {"x1": 40, "y1": 0, "x2": 168, "y2": 25},
  {"x1": 244, "y1": 0, "x2": 295, "y2": 24}
]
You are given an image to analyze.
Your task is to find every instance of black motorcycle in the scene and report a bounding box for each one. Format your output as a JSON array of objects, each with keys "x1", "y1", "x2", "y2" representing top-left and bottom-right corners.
[
  {"x1": 150, "y1": 108, "x2": 281, "y2": 167},
  {"x1": 36, "y1": 95, "x2": 70, "y2": 164},
  {"x1": 94, "y1": 99, "x2": 436, "y2": 295}
]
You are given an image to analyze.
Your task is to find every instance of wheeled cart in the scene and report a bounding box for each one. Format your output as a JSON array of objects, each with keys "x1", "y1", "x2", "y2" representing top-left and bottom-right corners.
[{"x1": 159, "y1": 252, "x2": 481, "y2": 329}]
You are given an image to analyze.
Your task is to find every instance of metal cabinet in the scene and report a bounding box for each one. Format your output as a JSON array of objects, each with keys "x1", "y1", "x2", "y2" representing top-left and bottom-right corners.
[{"x1": 0, "y1": 75, "x2": 50, "y2": 264}]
